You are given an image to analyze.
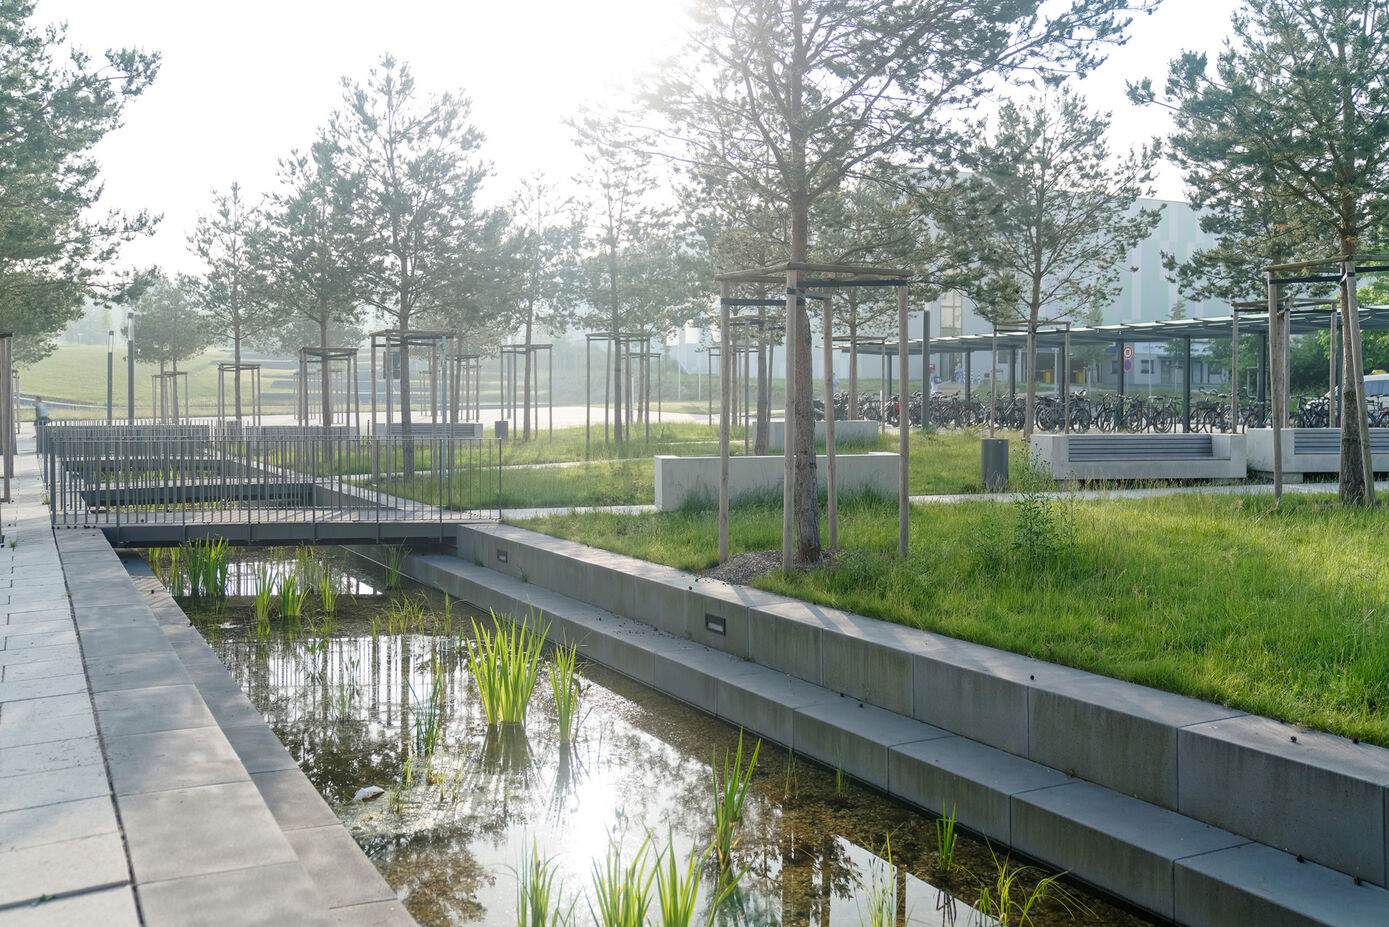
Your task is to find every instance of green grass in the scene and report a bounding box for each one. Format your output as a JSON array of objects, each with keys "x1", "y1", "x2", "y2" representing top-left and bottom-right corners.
[
  {"x1": 517, "y1": 492, "x2": 1389, "y2": 746},
  {"x1": 381, "y1": 429, "x2": 1033, "y2": 510},
  {"x1": 21, "y1": 344, "x2": 302, "y2": 417}
]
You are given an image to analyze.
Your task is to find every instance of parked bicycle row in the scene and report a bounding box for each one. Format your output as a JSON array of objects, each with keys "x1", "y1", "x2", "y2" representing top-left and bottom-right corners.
[{"x1": 811, "y1": 389, "x2": 1389, "y2": 432}]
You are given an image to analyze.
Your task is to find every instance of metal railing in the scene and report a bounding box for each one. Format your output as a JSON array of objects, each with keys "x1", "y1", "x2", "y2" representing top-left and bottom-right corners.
[{"x1": 45, "y1": 425, "x2": 501, "y2": 531}]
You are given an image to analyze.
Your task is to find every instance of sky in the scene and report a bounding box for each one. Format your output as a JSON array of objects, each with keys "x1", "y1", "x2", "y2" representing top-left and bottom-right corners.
[{"x1": 37, "y1": 0, "x2": 1244, "y2": 275}]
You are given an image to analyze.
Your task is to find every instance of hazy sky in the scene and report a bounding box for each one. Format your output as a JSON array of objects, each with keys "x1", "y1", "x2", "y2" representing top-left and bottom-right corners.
[{"x1": 37, "y1": 0, "x2": 1242, "y2": 275}]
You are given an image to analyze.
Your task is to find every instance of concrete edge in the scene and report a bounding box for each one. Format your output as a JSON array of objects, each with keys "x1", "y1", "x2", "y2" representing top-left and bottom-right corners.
[{"x1": 396, "y1": 545, "x2": 1387, "y2": 926}]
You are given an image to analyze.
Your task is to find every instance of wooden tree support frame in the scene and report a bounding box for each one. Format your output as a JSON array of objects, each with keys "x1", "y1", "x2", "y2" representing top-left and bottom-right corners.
[
  {"x1": 297, "y1": 347, "x2": 361, "y2": 433},
  {"x1": 369, "y1": 329, "x2": 455, "y2": 437},
  {"x1": 150, "y1": 371, "x2": 190, "y2": 425},
  {"x1": 216, "y1": 363, "x2": 262, "y2": 427},
  {"x1": 498, "y1": 343, "x2": 553, "y2": 441},
  {"x1": 715, "y1": 262, "x2": 915, "y2": 566}
]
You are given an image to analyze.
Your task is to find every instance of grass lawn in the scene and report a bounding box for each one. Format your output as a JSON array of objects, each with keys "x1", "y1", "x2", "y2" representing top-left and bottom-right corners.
[
  {"x1": 516, "y1": 491, "x2": 1389, "y2": 746},
  {"x1": 375, "y1": 427, "x2": 1034, "y2": 509},
  {"x1": 21, "y1": 344, "x2": 300, "y2": 417}
]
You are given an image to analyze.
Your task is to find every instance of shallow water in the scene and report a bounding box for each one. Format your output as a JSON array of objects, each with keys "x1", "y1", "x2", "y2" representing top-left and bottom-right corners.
[{"x1": 177, "y1": 552, "x2": 1158, "y2": 927}]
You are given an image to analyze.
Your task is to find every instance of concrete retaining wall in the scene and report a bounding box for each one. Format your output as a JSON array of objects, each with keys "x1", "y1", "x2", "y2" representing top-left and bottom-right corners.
[
  {"x1": 768, "y1": 419, "x2": 880, "y2": 450},
  {"x1": 447, "y1": 521, "x2": 1389, "y2": 904},
  {"x1": 653, "y1": 452, "x2": 898, "y2": 511},
  {"x1": 1030, "y1": 433, "x2": 1247, "y2": 480}
]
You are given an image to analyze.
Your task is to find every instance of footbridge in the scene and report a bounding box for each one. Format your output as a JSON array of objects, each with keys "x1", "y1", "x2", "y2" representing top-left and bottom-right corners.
[{"x1": 43, "y1": 423, "x2": 501, "y2": 546}]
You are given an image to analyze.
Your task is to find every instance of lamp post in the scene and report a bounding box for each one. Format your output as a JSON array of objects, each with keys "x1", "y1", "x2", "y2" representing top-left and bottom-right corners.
[
  {"x1": 106, "y1": 329, "x2": 114, "y2": 424},
  {"x1": 126, "y1": 311, "x2": 136, "y2": 425}
]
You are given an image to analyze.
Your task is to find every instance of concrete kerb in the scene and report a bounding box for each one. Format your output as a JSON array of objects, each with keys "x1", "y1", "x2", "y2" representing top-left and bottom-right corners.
[
  {"x1": 40, "y1": 530, "x2": 412, "y2": 925},
  {"x1": 442, "y1": 520, "x2": 1389, "y2": 908}
]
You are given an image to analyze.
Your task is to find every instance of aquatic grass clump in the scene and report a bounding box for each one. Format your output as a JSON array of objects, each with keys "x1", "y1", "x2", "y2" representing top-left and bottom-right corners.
[
  {"x1": 588, "y1": 836, "x2": 654, "y2": 927},
  {"x1": 859, "y1": 835, "x2": 897, "y2": 927},
  {"x1": 652, "y1": 831, "x2": 742, "y2": 927},
  {"x1": 409, "y1": 662, "x2": 447, "y2": 757},
  {"x1": 252, "y1": 565, "x2": 275, "y2": 628},
  {"x1": 548, "y1": 640, "x2": 588, "y2": 745},
  {"x1": 711, "y1": 731, "x2": 760, "y2": 875},
  {"x1": 386, "y1": 595, "x2": 430, "y2": 634},
  {"x1": 514, "y1": 840, "x2": 570, "y2": 927},
  {"x1": 277, "y1": 572, "x2": 306, "y2": 620},
  {"x1": 465, "y1": 611, "x2": 548, "y2": 727},
  {"x1": 383, "y1": 544, "x2": 407, "y2": 590},
  {"x1": 180, "y1": 538, "x2": 229, "y2": 598},
  {"x1": 316, "y1": 566, "x2": 339, "y2": 616},
  {"x1": 972, "y1": 846, "x2": 1088, "y2": 925},
  {"x1": 936, "y1": 805, "x2": 958, "y2": 874}
]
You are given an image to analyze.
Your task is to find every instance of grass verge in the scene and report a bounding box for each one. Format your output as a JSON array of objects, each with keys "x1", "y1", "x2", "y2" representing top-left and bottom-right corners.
[{"x1": 516, "y1": 491, "x2": 1389, "y2": 746}]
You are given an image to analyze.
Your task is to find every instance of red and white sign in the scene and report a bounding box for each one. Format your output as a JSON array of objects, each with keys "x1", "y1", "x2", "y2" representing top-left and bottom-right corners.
[{"x1": 1122, "y1": 345, "x2": 1133, "y2": 360}]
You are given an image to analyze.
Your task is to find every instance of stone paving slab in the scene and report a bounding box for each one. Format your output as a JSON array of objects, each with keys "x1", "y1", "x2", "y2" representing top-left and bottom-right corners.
[
  {"x1": 0, "y1": 886, "x2": 140, "y2": 927},
  {"x1": 0, "y1": 830, "x2": 130, "y2": 907},
  {"x1": 138, "y1": 862, "x2": 333, "y2": 927},
  {"x1": 106, "y1": 726, "x2": 251, "y2": 796},
  {"x1": 0, "y1": 708, "x2": 95, "y2": 749},
  {"x1": 117, "y1": 780, "x2": 299, "y2": 884},
  {"x1": 0, "y1": 796, "x2": 118, "y2": 852},
  {"x1": 285, "y1": 825, "x2": 401, "y2": 911},
  {"x1": 0, "y1": 734, "x2": 103, "y2": 779},
  {"x1": 94, "y1": 683, "x2": 218, "y2": 738},
  {"x1": 0, "y1": 758, "x2": 111, "y2": 814}
]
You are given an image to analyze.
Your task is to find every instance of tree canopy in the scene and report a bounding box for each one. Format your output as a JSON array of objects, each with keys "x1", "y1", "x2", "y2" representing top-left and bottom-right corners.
[{"x1": 0, "y1": 1, "x2": 159, "y2": 364}]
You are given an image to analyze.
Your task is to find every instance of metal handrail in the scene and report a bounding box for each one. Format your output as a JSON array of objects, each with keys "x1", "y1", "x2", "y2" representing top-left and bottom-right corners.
[{"x1": 44, "y1": 428, "x2": 501, "y2": 529}]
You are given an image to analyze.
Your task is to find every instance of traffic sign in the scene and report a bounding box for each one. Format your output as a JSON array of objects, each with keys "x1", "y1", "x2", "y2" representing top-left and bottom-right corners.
[
  {"x1": 1122, "y1": 345, "x2": 1133, "y2": 360},
  {"x1": 1122, "y1": 358, "x2": 1133, "y2": 372}
]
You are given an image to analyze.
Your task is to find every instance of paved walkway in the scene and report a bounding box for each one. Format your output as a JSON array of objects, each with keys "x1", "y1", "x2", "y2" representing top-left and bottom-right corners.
[{"x1": 0, "y1": 428, "x2": 413, "y2": 926}]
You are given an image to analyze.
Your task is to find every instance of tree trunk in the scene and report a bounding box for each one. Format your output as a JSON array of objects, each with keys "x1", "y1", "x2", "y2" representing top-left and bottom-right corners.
[
  {"x1": 1339, "y1": 254, "x2": 1372, "y2": 504},
  {"x1": 233, "y1": 319, "x2": 243, "y2": 429},
  {"x1": 788, "y1": 17, "x2": 819, "y2": 564},
  {"x1": 320, "y1": 311, "x2": 333, "y2": 460},
  {"x1": 171, "y1": 359, "x2": 180, "y2": 425}
]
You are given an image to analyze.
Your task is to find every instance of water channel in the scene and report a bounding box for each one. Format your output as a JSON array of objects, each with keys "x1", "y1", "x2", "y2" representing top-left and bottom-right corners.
[{"x1": 158, "y1": 547, "x2": 1160, "y2": 927}]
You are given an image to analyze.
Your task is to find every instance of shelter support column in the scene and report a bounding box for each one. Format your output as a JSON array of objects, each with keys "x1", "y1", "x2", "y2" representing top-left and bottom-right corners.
[{"x1": 1183, "y1": 337, "x2": 1192, "y2": 433}]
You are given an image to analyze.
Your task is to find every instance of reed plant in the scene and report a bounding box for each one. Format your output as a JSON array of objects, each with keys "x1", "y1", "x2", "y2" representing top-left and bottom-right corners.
[
  {"x1": 711, "y1": 732, "x2": 760, "y2": 875},
  {"x1": 859, "y1": 835, "x2": 897, "y2": 927},
  {"x1": 515, "y1": 840, "x2": 571, "y2": 927},
  {"x1": 936, "y1": 805, "x2": 958, "y2": 874},
  {"x1": 386, "y1": 595, "x2": 430, "y2": 634},
  {"x1": 179, "y1": 538, "x2": 229, "y2": 598},
  {"x1": 548, "y1": 640, "x2": 587, "y2": 745},
  {"x1": 409, "y1": 662, "x2": 447, "y2": 758},
  {"x1": 652, "y1": 832, "x2": 742, "y2": 927},
  {"x1": 277, "y1": 572, "x2": 307, "y2": 620},
  {"x1": 252, "y1": 565, "x2": 275, "y2": 628},
  {"x1": 588, "y1": 836, "x2": 654, "y2": 927},
  {"x1": 383, "y1": 544, "x2": 407, "y2": 590},
  {"x1": 971, "y1": 846, "x2": 1087, "y2": 926},
  {"x1": 317, "y1": 567, "x2": 339, "y2": 616},
  {"x1": 465, "y1": 611, "x2": 548, "y2": 727}
]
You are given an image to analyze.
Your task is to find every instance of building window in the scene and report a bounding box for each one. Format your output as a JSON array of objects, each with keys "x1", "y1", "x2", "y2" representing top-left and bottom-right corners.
[
  {"x1": 939, "y1": 290, "x2": 963, "y2": 337},
  {"x1": 1140, "y1": 359, "x2": 1151, "y2": 374}
]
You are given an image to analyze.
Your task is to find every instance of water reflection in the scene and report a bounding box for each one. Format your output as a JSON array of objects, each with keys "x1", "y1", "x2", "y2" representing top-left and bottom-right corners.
[{"x1": 189, "y1": 599, "x2": 1154, "y2": 927}]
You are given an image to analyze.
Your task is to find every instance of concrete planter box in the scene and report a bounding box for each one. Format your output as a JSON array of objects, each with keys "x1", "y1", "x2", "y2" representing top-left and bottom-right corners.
[
  {"x1": 1246, "y1": 427, "x2": 1389, "y2": 481},
  {"x1": 768, "y1": 419, "x2": 880, "y2": 450},
  {"x1": 653, "y1": 452, "x2": 899, "y2": 511},
  {"x1": 1030, "y1": 433, "x2": 1246, "y2": 481}
]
